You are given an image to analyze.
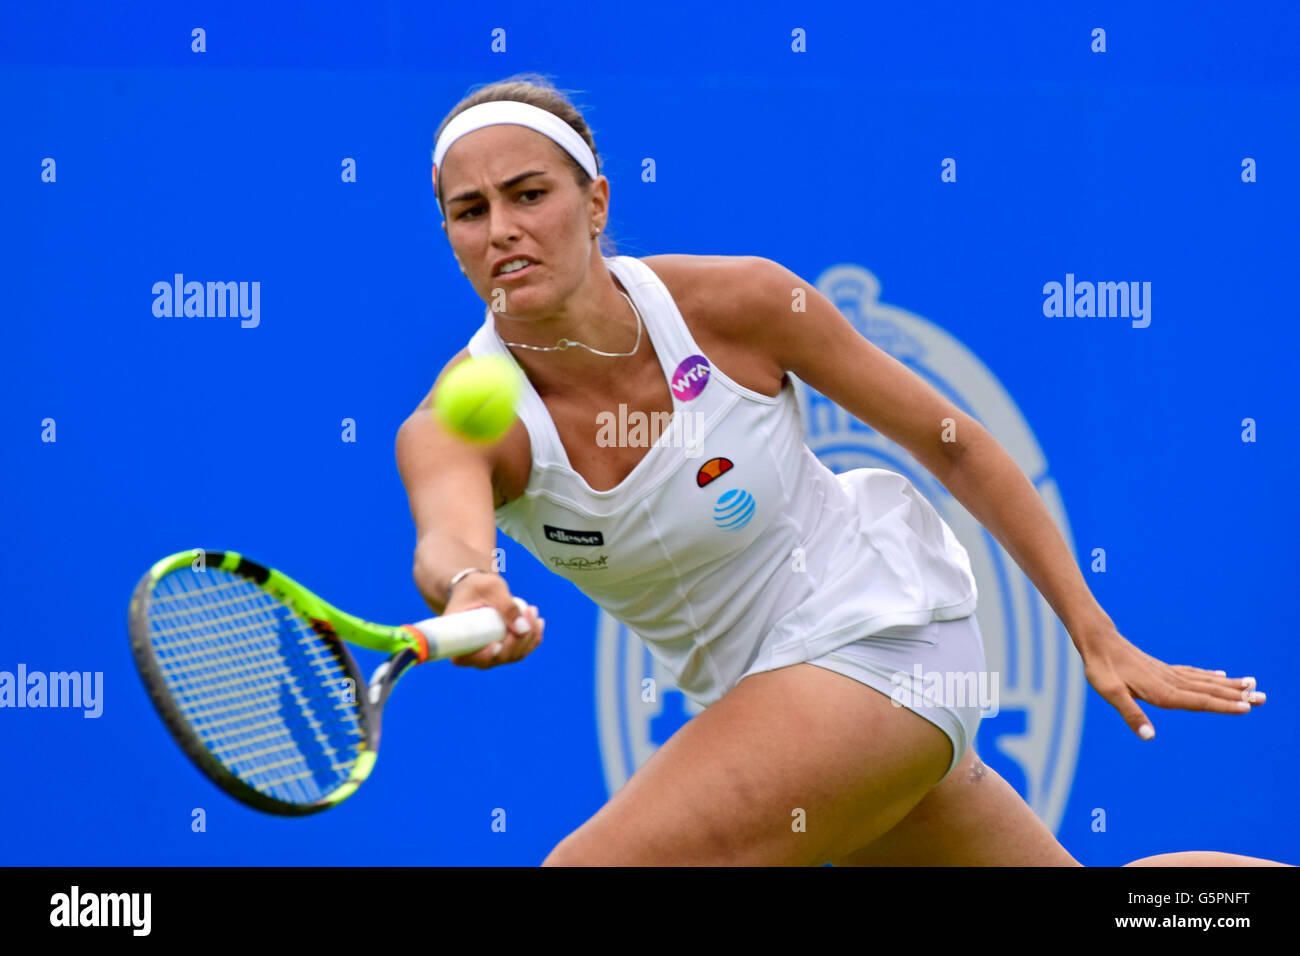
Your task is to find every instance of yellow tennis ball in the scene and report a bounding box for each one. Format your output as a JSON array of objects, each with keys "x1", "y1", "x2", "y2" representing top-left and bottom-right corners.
[{"x1": 433, "y1": 356, "x2": 521, "y2": 443}]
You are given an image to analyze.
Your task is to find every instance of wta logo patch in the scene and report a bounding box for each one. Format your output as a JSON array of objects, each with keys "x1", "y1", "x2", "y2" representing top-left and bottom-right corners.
[
  {"x1": 696, "y1": 457, "x2": 733, "y2": 487},
  {"x1": 713, "y1": 488, "x2": 755, "y2": 531},
  {"x1": 670, "y1": 355, "x2": 710, "y2": 401}
]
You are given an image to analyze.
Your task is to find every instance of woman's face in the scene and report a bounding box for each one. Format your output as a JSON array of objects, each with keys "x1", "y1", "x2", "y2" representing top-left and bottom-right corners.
[{"x1": 438, "y1": 123, "x2": 603, "y2": 318}]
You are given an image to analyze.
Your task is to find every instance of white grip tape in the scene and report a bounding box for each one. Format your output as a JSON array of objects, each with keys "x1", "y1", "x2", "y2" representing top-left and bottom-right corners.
[{"x1": 412, "y1": 606, "x2": 507, "y2": 660}]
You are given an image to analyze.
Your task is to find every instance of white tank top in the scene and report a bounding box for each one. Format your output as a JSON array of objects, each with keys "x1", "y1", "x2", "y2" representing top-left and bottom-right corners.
[{"x1": 466, "y1": 255, "x2": 977, "y2": 708}]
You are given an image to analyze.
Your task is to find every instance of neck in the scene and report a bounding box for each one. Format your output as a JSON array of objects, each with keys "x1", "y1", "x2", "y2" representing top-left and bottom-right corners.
[{"x1": 493, "y1": 254, "x2": 642, "y2": 394}]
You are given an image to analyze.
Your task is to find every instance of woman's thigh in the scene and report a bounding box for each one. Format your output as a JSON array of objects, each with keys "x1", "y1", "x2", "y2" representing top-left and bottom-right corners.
[
  {"x1": 831, "y1": 746, "x2": 1082, "y2": 866},
  {"x1": 542, "y1": 662, "x2": 954, "y2": 866},
  {"x1": 832, "y1": 750, "x2": 1294, "y2": 867}
]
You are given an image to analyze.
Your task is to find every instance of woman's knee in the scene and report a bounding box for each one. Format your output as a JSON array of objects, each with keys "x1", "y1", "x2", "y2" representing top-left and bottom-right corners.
[{"x1": 1124, "y1": 851, "x2": 1293, "y2": 867}]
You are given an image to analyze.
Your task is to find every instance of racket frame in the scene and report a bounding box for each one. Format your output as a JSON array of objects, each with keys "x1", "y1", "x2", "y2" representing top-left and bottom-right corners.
[{"x1": 129, "y1": 549, "x2": 431, "y2": 816}]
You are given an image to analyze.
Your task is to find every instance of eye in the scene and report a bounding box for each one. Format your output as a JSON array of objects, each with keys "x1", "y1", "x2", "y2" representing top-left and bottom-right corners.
[{"x1": 455, "y1": 189, "x2": 544, "y2": 220}]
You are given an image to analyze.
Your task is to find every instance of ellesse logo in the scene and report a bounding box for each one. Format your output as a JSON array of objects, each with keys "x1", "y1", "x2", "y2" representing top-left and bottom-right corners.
[
  {"x1": 696, "y1": 457, "x2": 733, "y2": 487},
  {"x1": 544, "y1": 525, "x2": 605, "y2": 546}
]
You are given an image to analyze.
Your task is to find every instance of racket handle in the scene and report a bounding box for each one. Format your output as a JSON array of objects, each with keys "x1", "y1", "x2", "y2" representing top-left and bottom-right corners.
[{"x1": 410, "y1": 606, "x2": 508, "y2": 660}]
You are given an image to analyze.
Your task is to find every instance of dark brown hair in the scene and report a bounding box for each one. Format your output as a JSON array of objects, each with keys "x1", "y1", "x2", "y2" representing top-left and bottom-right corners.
[{"x1": 433, "y1": 73, "x2": 616, "y2": 256}]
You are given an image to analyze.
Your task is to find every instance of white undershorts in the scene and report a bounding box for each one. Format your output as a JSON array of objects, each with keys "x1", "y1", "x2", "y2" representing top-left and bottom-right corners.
[{"x1": 742, "y1": 613, "x2": 988, "y2": 782}]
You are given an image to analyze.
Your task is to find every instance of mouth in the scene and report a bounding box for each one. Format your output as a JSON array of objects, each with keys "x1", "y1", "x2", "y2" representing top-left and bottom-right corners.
[{"x1": 494, "y1": 258, "x2": 539, "y2": 279}]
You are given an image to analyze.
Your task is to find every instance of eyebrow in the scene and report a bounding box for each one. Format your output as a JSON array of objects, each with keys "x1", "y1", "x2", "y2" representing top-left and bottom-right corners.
[{"x1": 446, "y1": 169, "x2": 548, "y2": 205}]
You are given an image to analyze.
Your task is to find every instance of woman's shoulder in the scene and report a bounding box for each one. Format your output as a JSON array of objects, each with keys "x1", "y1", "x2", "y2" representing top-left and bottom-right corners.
[
  {"x1": 636, "y1": 253, "x2": 766, "y2": 314},
  {"x1": 634, "y1": 253, "x2": 786, "y2": 397},
  {"x1": 634, "y1": 253, "x2": 780, "y2": 337}
]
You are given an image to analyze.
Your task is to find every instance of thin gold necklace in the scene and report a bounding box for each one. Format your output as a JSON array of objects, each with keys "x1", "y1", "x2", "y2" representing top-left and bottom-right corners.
[{"x1": 497, "y1": 289, "x2": 643, "y2": 357}]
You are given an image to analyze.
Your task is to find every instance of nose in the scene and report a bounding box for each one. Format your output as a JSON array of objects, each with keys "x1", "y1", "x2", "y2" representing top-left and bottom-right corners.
[{"x1": 487, "y1": 199, "x2": 522, "y2": 247}]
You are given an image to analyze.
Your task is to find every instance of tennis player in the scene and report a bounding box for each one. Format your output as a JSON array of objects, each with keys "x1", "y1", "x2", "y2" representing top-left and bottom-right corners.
[{"x1": 396, "y1": 75, "x2": 1280, "y2": 867}]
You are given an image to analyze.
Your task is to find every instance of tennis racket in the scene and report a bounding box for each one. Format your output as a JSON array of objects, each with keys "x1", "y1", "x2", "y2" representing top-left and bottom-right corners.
[{"x1": 128, "y1": 548, "x2": 510, "y2": 816}]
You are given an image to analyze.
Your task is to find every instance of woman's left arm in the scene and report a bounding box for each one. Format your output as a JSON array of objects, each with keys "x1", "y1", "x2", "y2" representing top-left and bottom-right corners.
[{"x1": 724, "y1": 256, "x2": 1262, "y2": 738}]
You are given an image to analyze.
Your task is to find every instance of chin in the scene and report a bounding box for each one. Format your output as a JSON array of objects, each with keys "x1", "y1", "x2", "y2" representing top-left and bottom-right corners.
[{"x1": 499, "y1": 288, "x2": 552, "y2": 319}]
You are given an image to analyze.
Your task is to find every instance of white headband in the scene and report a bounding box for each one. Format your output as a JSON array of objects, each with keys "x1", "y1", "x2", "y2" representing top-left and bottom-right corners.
[{"x1": 431, "y1": 100, "x2": 598, "y2": 202}]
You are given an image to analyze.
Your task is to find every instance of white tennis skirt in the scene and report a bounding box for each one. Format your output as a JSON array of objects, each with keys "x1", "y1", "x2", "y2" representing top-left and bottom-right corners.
[{"x1": 746, "y1": 614, "x2": 988, "y2": 782}]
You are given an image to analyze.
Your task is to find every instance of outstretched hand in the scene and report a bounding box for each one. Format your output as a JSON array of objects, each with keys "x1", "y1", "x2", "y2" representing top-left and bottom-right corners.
[
  {"x1": 1078, "y1": 626, "x2": 1265, "y2": 739},
  {"x1": 449, "y1": 595, "x2": 544, "y2": 669}
]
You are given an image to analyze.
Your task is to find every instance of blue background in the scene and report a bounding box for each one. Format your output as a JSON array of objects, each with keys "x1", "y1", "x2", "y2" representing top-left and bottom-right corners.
[{"x1": 2, "y1": 1, "x2": 1296, "y2": 865}]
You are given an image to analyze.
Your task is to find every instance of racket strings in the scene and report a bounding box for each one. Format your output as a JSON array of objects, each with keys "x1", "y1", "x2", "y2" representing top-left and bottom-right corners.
[{"x1": 146, "y1": 567, "x2": 366, "y2": 805}]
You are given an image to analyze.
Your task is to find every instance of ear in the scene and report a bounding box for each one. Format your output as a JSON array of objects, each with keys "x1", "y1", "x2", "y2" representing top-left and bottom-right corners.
[{"x1": 588, "y1": 174, "x2": 610, "y2": 233}]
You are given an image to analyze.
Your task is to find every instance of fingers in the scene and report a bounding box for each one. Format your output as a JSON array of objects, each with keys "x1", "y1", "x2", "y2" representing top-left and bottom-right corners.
[
  {"x1": 1170, "y1": 665, "x2": 1261, "y2": 695},
  {"x1": 451, "y1": 637, "x2": 516, "y2": 668},
  {"x1": 1163, "y1": 668, "x2": 1265, "y2": 710},
  {"x1": 1104, "y1": 667, "x2": 1266, "y2": 720},
  {"x1": 519, "y1": 607, "x2": 545, "y2": 658},
  {"x1": 496, "y1": 604, "x2": 544, "y2": 664},
  {"x1": 1169, "y1": 664, "x2": 1227, "y2": 676},
  {"x1": 1101, "y1": 683, "x2": 1156, "y2": 741},
  {"x1": 1153, "y1": 682, "x2": 1264, "y2": 714},
  {"x1": 1087, "y1": 634, "x2": 1267, "y2": 735},
  {"x1": 510, "y1": 596, "x2": 531, "y2": 635},
  {"x1": 449, "y1": 645, "x2": 497, "y2": 668},
  {"x1": 450, "y1": 601, "x2": 543, "y2": 669}
]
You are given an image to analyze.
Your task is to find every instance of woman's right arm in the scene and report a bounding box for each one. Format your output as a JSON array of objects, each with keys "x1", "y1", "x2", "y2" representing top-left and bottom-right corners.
[{"x1": 395, "y1": 350, "x2": 543, "y2": 667}]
